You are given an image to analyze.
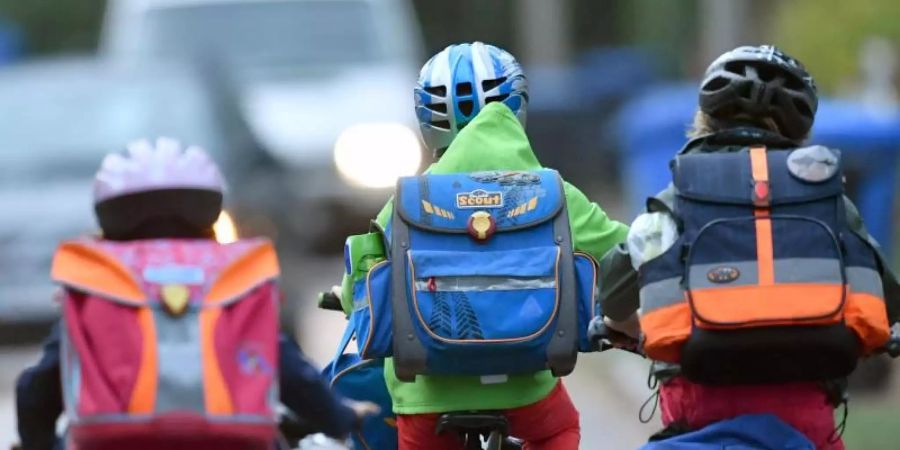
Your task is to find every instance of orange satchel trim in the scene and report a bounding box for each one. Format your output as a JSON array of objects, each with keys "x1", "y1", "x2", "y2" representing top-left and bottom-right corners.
[
  {"x1": 205, "y1": 240, "x2": 281, "y2": 305},
  {"x1": 51, "y1": 241, "x2": 146, "y2": 303},
  {"x1": 846, "y1": 292, "x2": 891, "y2": 353},
  {"x1": 690, "y1": 284, "x2": 844, "y2": 327},
  {"x1": 200, "y1": 307, "x2": 234, "y2": 414},
  {"x1": 749, "y1": 146, "x2": 775, "y2": 286},
  {"x1": 640, "y1": 301, "x2": 692, "y2": 362},
  {"x1": 52, "y1": 241, "x2": 158, "y2": 413},
  {"x1": 200, "y1": 239, "x2": 280, "y2": 414},
  {"x1": 128, "y1": 307, "x2": 158, "y2": 413}
]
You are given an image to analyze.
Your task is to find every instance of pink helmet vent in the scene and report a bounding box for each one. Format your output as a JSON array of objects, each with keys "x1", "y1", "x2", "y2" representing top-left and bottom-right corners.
[{"x1": 93, "y1": 137, "x2": 226, "y2": 204}]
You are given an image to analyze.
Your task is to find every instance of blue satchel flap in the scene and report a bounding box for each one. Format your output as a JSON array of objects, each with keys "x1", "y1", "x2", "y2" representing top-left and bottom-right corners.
[{"x1": 395, "y1": 169, "x2": 564, "y2": 233}]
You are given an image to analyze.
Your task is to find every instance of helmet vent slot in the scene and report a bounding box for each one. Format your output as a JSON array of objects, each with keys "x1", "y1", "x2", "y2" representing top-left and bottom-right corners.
[
  {"x1": 783, "y1": 74, "x2": 807, "y2": 91},
  {"x1": 792, "y1": 98, "x2": 813, "y2": 117},
  {"x1": 754, "y1": 64, "x2": 777, "y2": 82},
  {"x1": 481, "y1": 77, "x2": 507, "y2": 92},
  {"x1": 430, "y1": 120, "x2": 451, "y2": 130},
  {"x1": 456, "y1": 82, "x2": 473, "y2": 96},
  {"x1": 459, "y1": 100, "x2": 475, "y2": 116},
  {"x1": 703, "y1": 77, "x2": 729, "y2": 92},
  {"x1": 424, "y1": 85, "x2": 447, "y2": 97},
  {"x1": 724, "y1": 61, "x2": 746, "y2": 75},
  {"x1": 485, "y1": 93, "x2": 510, "y2": 104},
  {"x1": 426, "y1": 103, "x2": 448, "y2": 114}
]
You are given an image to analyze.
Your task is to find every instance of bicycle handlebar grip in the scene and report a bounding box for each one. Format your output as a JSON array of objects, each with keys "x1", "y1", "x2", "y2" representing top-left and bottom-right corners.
[
  {"x1": 886, "y1": 333, "x2": 900, "y2": 358},
  {"x1": 587, "y1": 316, "x2": 611, "y2": 351},
  {"x1": 317, "y1": 291, "x2": 343, "y2": 312}
]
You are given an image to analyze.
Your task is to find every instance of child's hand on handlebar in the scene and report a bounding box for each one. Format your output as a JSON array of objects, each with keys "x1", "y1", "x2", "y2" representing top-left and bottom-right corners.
[{"x1": 603, "y1": 312, "x2": 641, "y2": 340}]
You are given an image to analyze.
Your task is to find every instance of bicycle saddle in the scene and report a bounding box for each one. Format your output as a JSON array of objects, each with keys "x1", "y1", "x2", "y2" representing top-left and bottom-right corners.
[{"x1": 435, "y1": 412, "x2": 509, "y2": 436}]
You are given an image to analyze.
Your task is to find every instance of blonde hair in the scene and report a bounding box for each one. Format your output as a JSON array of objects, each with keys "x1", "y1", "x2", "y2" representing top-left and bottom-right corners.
[{"x1": 687, "y1": 110, "x2": 806, "y2": 142}]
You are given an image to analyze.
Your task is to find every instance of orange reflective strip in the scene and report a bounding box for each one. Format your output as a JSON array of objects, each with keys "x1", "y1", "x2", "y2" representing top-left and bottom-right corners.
[
  {"x1": 51, "y1": 242, "x2": 145, "y2": 303},
  {"x1": 640, "y1": 302, "x2": 692, "y2": 363},
  {"x1": 754, "y1": 211, "x2": 775, "y2": 286},
  {"x1": 206, "y1": 241, "x2": 280, "y2": 304},
  {"x1": 749, "y1": 147, "x2": 775, "y2": 286},
  {"x1": 200, "y1": 308, "x2": 234, "y2": 414},
  {"x1": 691, "y1": 284, "x2": 844, "y2": 327},
  {"x1": 845, "y1": 292, "x2": 890, "y2": 354},
  {"x1": 750, "y1": 146, "x2": 769, "y2": 183},
  {"x1": 128, "y1": 307, "x2": 157, "y2": 413}
]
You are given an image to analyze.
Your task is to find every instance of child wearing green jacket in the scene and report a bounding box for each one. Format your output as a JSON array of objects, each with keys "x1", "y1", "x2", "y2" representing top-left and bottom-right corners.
[{"x1": 342, "y1": 42, "x2": 628, "y2": 450}]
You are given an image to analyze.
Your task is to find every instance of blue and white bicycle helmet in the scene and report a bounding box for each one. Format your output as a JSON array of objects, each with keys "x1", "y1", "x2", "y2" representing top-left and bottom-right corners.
[{"x1": 414, "y1": 42, "x2": 528, "y2": 156}]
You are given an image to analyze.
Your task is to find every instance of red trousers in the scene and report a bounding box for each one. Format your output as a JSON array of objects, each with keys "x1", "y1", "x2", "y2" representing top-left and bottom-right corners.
[
  {"x1": 397, "y1": 382, "x2": 580, "y2": 450},
  {"x1": 660, "y1": 377, "x2": 844, "y2": 450}
]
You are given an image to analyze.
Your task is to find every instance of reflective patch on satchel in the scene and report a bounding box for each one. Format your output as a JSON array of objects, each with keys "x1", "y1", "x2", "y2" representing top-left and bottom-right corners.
[{"x1": 787, "y1": 146, "x2": 838, "y2": 183}]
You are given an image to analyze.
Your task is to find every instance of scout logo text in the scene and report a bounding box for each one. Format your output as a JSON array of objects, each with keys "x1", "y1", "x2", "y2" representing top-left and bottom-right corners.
[{"x1": 456, "y1": 189, "x2": 504, "y2": 208}]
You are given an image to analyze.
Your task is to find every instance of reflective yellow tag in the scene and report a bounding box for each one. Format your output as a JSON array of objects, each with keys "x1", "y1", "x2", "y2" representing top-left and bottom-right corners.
[{"x1": 161, "y1": 284, "x2": 190, "y2": 316}]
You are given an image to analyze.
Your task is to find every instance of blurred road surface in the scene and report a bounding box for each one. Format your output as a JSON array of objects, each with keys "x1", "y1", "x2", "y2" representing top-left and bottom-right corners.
[{"x1": 0, "y1": 255, "x2": 660, "y2": 449}]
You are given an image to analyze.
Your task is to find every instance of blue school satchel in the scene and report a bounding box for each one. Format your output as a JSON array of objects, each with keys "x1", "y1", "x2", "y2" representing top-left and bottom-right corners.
[
  {"x1": 361, "y1": 169, "x2": 598, "y2": 381},
  {"x1": 637, "y1": 414, "x2": 815, "y2": 450},
  {"x1": 323, "y1": 313, "x2": 397, "y2": 450}
]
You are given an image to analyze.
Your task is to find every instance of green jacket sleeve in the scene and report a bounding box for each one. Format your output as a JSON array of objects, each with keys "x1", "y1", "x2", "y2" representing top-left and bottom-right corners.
[
  {"x1": 563, "y1": 181, "x2": 629, "y2": 259},
  {"x1": 375, "y1": 198, "x2": 394, "y2": 228}
]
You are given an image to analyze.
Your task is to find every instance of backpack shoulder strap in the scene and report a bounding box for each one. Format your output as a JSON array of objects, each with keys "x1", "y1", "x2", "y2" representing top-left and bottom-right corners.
[
  {"x1": 205, "y1": 239, "x2": 280, "y2": 305},
  {"x1": 389, "y1": 204, "x2": 428, "y2": 381},
  {"x1": 51, "y1": 240, "x2": 146, "y2": 304}
]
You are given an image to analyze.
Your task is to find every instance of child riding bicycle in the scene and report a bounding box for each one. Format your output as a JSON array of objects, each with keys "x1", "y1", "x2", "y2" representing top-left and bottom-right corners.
[
  {"x1": 15, "y1": 138, "x2": 376, "y2": 450},
  {"x1": 598, "y1": 45, "x2": 900, "y2": 450},
  {"x1": 337, "y1": 42, "x2": 629, "y2": 450}
]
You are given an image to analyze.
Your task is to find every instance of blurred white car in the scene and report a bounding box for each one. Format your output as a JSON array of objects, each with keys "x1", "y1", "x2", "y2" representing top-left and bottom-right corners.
[{"x1": 101, "y1": 0, "x2": 427, "y2": 245}]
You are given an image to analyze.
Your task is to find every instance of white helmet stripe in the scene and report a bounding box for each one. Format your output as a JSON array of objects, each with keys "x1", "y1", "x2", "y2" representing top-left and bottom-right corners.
[{"x1": 476, "y1": 42, "x2": 498, "y2": 105}]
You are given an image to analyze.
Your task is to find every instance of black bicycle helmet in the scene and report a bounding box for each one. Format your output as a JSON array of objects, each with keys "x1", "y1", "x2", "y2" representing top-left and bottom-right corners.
[{"x1": 699, "y1": 45, "x2": 817, "y2": 141}]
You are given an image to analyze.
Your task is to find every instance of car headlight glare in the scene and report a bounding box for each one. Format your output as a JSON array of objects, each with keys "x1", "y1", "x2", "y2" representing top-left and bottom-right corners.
[
  {"x1": 334, "y1": 123, "x2": 422, "y2": 188},
  {"x1": 213, "y1": 211, "x2": 239, "y2": 244}
]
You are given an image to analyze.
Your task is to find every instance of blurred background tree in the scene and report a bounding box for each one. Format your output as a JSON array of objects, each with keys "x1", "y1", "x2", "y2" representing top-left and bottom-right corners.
[
  {"x1": 773, "y1": 0, "x2": 900, "y2": 95},
  {"x1": 0, "y1": 0, "x2": 105, "y2": 54}
]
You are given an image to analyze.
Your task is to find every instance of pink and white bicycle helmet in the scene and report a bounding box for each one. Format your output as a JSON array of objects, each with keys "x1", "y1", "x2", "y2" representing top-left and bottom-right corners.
[{"x1": 93, "y1": 137, "x2": 226, "y2": 239}]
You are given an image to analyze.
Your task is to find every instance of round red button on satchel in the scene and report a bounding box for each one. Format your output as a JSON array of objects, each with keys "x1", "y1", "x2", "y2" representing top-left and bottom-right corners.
[
  {"x1": 467, "y1": 211, "x2": 496, "y2": 242},
  {"x1": 753, "y1": 181, "x2": 770, "y2": 206}
]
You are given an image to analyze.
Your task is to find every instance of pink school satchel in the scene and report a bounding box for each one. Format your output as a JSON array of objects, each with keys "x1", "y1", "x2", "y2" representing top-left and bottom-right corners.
[{"x1": 51, "y1": 238, "x2": 280, "y2": 450}]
